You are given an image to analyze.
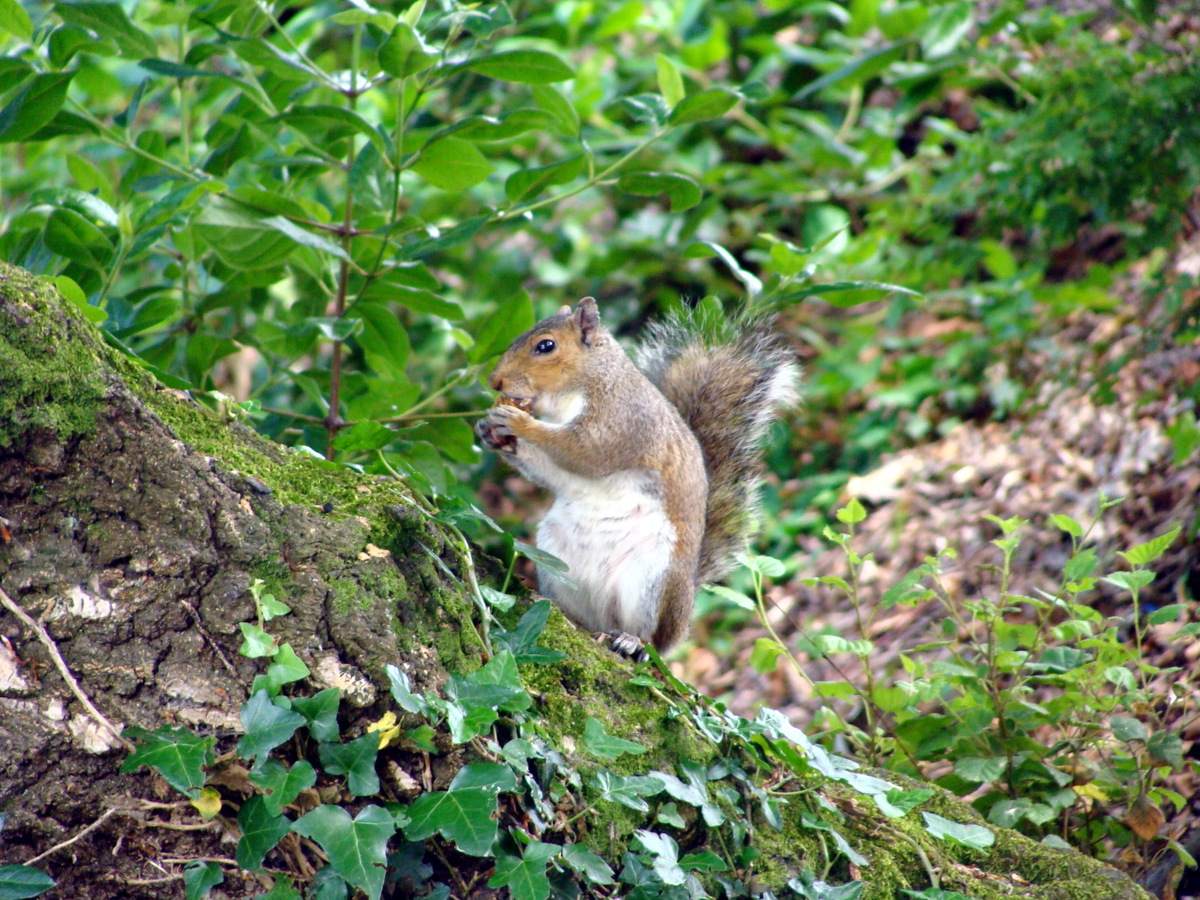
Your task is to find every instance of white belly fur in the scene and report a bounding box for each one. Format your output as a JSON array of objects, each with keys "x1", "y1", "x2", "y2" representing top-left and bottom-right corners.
[{"x1": 535, "y1": 470, "x2": 675, "y2": 639}]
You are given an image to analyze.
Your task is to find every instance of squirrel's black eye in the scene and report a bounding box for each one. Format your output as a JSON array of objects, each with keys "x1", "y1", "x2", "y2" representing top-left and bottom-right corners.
[{"x1": 534, "y1": 338, "x2": 556, "y2": 354}]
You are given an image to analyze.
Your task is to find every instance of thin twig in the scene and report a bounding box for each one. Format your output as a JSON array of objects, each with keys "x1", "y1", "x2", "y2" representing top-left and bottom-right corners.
[
  {"x1": 26, "y1": 806, "x2": 122, "y2": 865},
  {"x1": 0, "y1": 586, "x2": 134, "y2": 751}
]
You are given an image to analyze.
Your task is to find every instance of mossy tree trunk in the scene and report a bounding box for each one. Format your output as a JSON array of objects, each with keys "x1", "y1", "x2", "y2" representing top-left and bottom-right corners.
[{"x1": 0, "y1": 263, "x2": 1151, "y2": 900}]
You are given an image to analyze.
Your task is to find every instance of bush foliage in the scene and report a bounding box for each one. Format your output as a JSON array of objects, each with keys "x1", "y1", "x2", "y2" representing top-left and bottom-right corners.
[{"x1": 1, "y1": 0, "x2": 1196, "y2": 895}]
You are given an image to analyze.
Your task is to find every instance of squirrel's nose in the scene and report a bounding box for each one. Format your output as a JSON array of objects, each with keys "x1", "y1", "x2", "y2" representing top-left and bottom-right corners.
[{"x1": 488, "y1": 373, "x2": 503, "y2": 392}]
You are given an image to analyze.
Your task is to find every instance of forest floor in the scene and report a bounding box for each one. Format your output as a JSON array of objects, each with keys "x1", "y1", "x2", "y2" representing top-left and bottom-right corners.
[{"x1": 679, "y1": 209, "x2": 1200, "y2": 896}]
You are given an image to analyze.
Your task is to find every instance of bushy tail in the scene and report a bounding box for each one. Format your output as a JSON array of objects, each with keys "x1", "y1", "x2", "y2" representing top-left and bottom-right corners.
[{"x1": 636, "y1": 308, "x2": 799, "y2": 583}]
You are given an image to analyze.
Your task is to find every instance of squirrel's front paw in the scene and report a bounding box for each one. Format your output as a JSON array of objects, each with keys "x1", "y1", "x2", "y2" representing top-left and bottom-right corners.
[
  {"x1": 486, "y1": 404, "x2": 533, "y2": 438},
  {"x1": 476, "y1": 416, "x2": 517, "y2": 453}
]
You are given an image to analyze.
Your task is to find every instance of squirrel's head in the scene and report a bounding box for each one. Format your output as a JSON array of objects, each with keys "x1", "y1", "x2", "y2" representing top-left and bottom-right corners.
[{"x1": 487, "y1": 297, "x2": 605, "y2": 420}]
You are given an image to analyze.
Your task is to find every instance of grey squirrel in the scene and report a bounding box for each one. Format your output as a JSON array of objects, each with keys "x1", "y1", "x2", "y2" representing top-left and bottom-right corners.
[{"x1": 476, "y1": 297, "x2": 797, "y2": 657}]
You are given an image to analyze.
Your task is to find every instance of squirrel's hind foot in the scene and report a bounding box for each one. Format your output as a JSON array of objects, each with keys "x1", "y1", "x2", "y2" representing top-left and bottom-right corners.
[{"x1": 598, "y1": 630, "x2": 650, "y2": 663}]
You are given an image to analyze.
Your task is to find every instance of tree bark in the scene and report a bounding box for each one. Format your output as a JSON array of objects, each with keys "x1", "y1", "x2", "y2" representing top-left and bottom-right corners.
[{"x1": 0, "y1": 262, "x2": 1151, "y2": 900}]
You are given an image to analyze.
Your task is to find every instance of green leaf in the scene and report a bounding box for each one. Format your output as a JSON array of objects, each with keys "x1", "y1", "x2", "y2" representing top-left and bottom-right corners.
[
  {"x1": 488, "y1": 837, "x2": 559, "y2": 900},
  {"x1": 237, "y1": 796, "x2": 292, "y2": 871},
  {"x1": 706, "y1": 584, "x2": 755, "y2": 610},
  {"x1": 252, "y1": 643, "x2": 311, "y2": 695},
  {"x1": 260, "y1": 215, "x2": 351, "y2": 261},
  {"x1": 292, "y1": 805, "x2": 396, "y2": 900},
  {"x1": 1120, "y1": 527, "x2": 1180, "y2": 566},
  {"x1": 583, "y1": 716, "x2": 647, "y2": 760},
  {"x1": 238, "y1": 622, "x2": 277, "y2": 658},
  {"x1": 918, "y1": 1, "x2": 974, "y2": 59},
  {"x1": 469, "y1": 293, "x2": 535, "y2": 363},
  {"x1": 837, "y1": 498, "x2": 867, "y2": 524},
  {"x1": 253, "y1": 875, "x2": 302, "y2": 900},
  {"x1": 617, "y1": 172, "x2": 702, "y2": 212},
  {"x1": 465, "y1": 50, "x2": 574, "y2": 84},
  {"x1": 448, "y1": 649, "x2": 530, "y2": 713},
  {"x1": 749, "y1": 637, "x2": 784, "y2": 674},
  {"x1": 1049, "y1": 514, "x2": 1083, "y2": 538},
  {"x1": 561, "y1": 843, "x2": 615, "y2": 885},
  {"x1": 291, "y1": 689, "x2": 341, "y2": 742},
  {"x1": 412, "y1": 137, "x2": 494, "y2": 190},
  {"x1": 1147, "y1": 603, "x2": 1185, "y2": 626},
  {"x1": 656, "y1": 54, "x2": 685, "y2": 107},
  {"x1": 0, "y1": 0, "x2": 32, "y2": 41},
  {"x1": 954, "y1": 756, "x2": 1005, "y2": 783},
  {"x1": 1147, "y1": 730, "x2": 1184, "y2": 768},
  {"x1": 54, "y1": 275, "x2": 105, "y2": 324},
  {"x1": 0, "y1": 72, "x2": 75, "y2": 143},
  {"x1": 491, "y1": 600, "x2": 567, "y2": 664},
  {"x1": 449, "y1": 762, "x2": 518, "y2": 793},
  {"x1": 0, "y1": 865, "x2": 55, "y2": 900},
  {"x1": 793, "y1": 42, "x2": 907, "y2": 101},
  {"x1": 249, "y1": 759, "x2": 317, "y2": 818},
  {"x1": 667, "y1": 87, "x2": 737, "y2": 126},
  {"x1": 318, "y1": 733, "x2": 381, "y2": 797},
  {"x1": 505, "y1": 155, "x2": 585, "y2": 203},
  {"x1": 183, "y1": 861, "x2": 223, "y2": 900},
  {"x1": 531, "y1": 85, "x2": 579, "y2": 137},
  {"x1": 592, "y1": 771, "x2": 665, "y2": 812},
  {"x1": 386, "y1": 665, "x2": 428, "y2": 715},
  {"x1": 921, "y1": 812, "x2": 994, "y2": 849},
  {"x1": 405, "y1": 786, "x2": 499, "y2": 856},
  {"x1": 1102, "y1": 570, "x2": 1156, "y2": 592},
  {"x1": 53, "y1": 2, "x2": 156, "y2": 58},
  {"x1": 121, "y1": 726, "x2": 216, "y2": 799},
  {"x1": 634, "y1": 831, "x2": 685, "y2": 886},
  {"x1": 379, "y1": 22, "x2": 436, "y2": 78},
  {"x1": 237, "y1": 690, "x2": 306, "y2": 764},
  {"x1": 1110, "y1": 715, "x2": 1148, "y2": 743}
]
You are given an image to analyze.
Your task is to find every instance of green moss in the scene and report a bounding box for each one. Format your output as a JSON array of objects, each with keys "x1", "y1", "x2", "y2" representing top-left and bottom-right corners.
[{"x1": 0, "y1": 263, "x2": 109, "y2": 448}]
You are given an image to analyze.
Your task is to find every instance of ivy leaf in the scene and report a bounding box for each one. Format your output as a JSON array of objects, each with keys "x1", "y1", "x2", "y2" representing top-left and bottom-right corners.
[
  {"x1": 253, "y1": 875, "x2": 302, "y2": 900},
  {"x1": 487, "y1": 836, "x2": 559, "y2": 900},
  {"x1": 291, "y1": 688, "x2": 341, "y2": 742},
  {"x1": 385, "y1": 665, "x2": 429, "y2": 715},
  {"x1": 633, "y1": 831, "x2": 685, "y2": 886},
  {"x1": 465, "y1": 50, "x2": 574, "y2": 84},
  {"x1": 449, "y1": 762, "x2": 518, "y2": 794},
  {"x1": 592, "y1": 771, "x2": 665, "y2": 812},
  {"x1": 582, "y1": 717, "x2": 646, "y2": 760},
  {"x1": 447, "y1": 649, "x2": 530, "y2": 713},
  {"x1": 249, "y1": 759, "x2": 317, "y2": 817},
  {"x1": 921, "y1": 812, "x2": 994, "y2": 850},
  {"x1": 491, "y1": 600, "x2": 566, "y2": 665},
  {"x1": 561, "y1": 844, "x2": 615, "y2": 885},
  {"x1": 183, "y1": 861, "x2": 223, "y2": 900},
  {"x1": 237, "y1": 796, "x2": 292, "y2": 871},
  {"x1": 318, "y1": 733, "x2": 381, "y2": 797},
  {"x1": 251, "y1": 643, "x2": 311, "y2": 696},
  {"x1": 237, "y1": 690, "x2": 305, "y2": 766},
  {"x1": 238, "y1": 622, "x2": 277, "y2": 658},
  {"x1": 121, "y1": 726, "x2": 216, "y2": 799},
  {"x1": 293, "y1": 805, "x2": 396, "y2": 900},
  {"x1": 405, "y1": 786, "x2": 499, "y2": 856},
  {"x1": 0, "y1": 865, "x2": 55, "y2": 899}
]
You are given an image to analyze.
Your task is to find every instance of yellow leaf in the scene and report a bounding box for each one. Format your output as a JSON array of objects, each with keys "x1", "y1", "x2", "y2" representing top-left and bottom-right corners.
[
  {"x1": 191, "y1": 787, "x2": 223, "y2": 819},
  {"x1": 368, "y1": 711, "x2": 401, "y2": 749},
  {"x1": 1073, "y1": 783, "x2": 1108, "y2": 802}
]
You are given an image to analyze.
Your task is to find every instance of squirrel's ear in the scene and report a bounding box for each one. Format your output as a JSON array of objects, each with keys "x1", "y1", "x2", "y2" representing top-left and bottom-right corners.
[
  {"x1": 556, "y1": 304, "x2": 571, "y2": 316},
  {"x1": 575, "y1": 297, "x2": 601, "y2": 346}
]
